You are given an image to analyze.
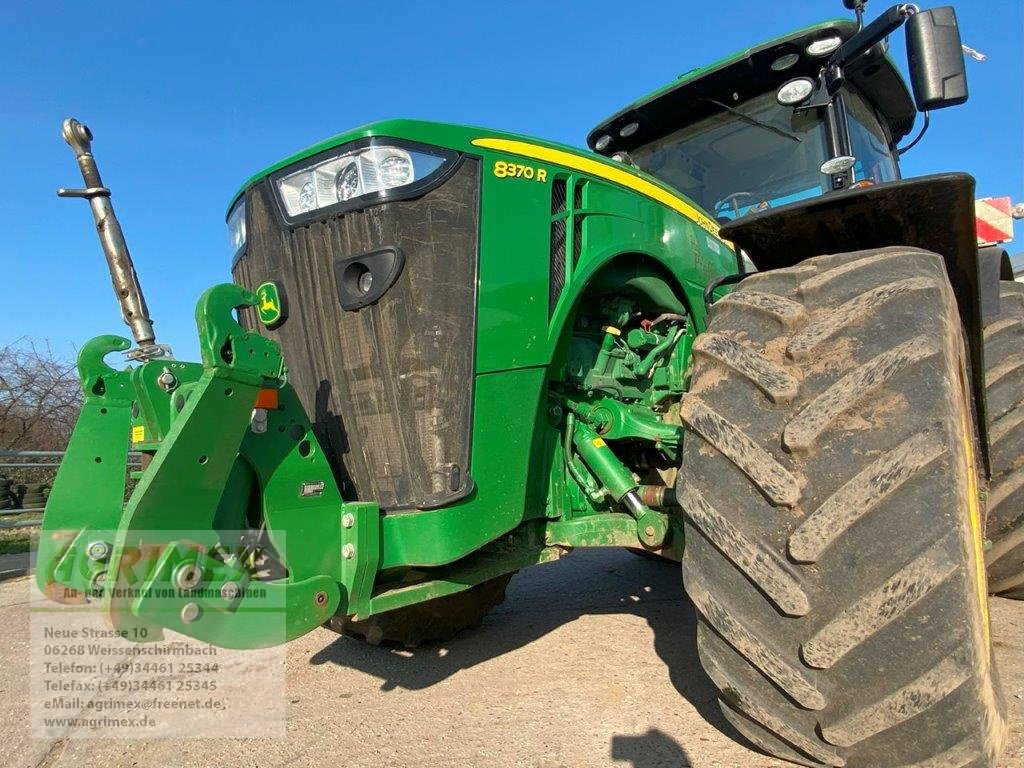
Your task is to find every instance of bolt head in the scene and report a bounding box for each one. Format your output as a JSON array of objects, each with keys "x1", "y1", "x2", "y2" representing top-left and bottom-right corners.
[
  {"x1": 342, "y1": 543, "x2": 355, "y2": 559},
  {"x1": 157, "y1": 368, "x2": 178, "y2": 391},
  {"x1": 314, "y1": 591, "x2": 328, "y2": 607},
  {"x1": 90, "y1": 569, "x2": 107, "y2": 591},
  {"x1": 174, "y1": 564, "x2": 203, "y2": 591},
  {"x1": 250, "y1": 408, "x2": 268, "y2": 434},
  {"x1": 644, "y1": 525, "x2": 656, "y2": 538},
  {"x1": 180, "y1": 603, "x2": 201, "y2": 623},
  {"x1": 87, "y1": 541, "x2": 110, "y2": 562},
  {"x1": 220, "y1": 581, "x2": 240, "y2": 601},
  {"x1": 341, "y1": 513, "x2": 355, "y2": 529}
]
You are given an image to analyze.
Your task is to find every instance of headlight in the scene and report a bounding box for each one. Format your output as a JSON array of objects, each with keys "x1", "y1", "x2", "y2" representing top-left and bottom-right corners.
[
  {"x1": 336, "y1": 161, "x2": 361, "y2": 201},
  {"x1": 275, "y1": 143, "x2": 451, "y2": 218},
  {"x1": 776, "y1": 77, "x2": 815, "y2": 106},
  {"x1": 227, "y1": 199, "x2": 246, "y2": 255},
  {"x1": 805, "y1": 36, "x2": 842, "y2": 58},
  {"x1": 770, "y1": 52, "x2": 800, "y2": 71}
]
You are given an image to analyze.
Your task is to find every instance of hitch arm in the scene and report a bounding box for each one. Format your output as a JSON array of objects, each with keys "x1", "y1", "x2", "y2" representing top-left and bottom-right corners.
[{"x1": 36, "y1": 335, "x2": 135, "y2": 602}]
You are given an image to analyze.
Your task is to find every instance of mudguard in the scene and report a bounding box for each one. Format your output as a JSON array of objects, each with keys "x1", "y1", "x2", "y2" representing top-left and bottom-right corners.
[{"x1": 978, "y1": 245, "x2": 1015, "y2": 320}]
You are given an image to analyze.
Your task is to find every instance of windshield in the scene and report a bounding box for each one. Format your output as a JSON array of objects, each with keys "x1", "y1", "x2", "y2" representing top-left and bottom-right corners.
[
  {"x1": 845, "y1": 88, "x2": 898, "y2": 186},
  {"x1": 630, "y1": 89, "x2": 898, "y2": 221}
]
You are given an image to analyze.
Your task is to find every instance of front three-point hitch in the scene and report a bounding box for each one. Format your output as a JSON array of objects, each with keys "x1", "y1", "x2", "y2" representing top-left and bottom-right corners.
[
  {"x1": 36, "y1": 283, "x2": 381, "y2": 648},
  {"x1": 36, "y1": 120, "x2": 379, "y2": 648}
]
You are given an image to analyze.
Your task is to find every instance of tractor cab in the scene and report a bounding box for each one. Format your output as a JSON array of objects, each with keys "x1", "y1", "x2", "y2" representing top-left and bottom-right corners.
[{"x1": 587, "y1": 7, "x2": 960, "y2": 223}]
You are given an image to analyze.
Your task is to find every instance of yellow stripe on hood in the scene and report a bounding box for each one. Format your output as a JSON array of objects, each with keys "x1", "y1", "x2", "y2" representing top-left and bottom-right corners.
[{"x1": 471, "y1": 137, "x2": 721, "y2": 237}]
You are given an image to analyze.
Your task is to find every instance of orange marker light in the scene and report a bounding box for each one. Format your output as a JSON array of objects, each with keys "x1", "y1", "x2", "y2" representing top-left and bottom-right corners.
[{"x1": 254, "y1": 388, "x2": 279, "y2": 410}]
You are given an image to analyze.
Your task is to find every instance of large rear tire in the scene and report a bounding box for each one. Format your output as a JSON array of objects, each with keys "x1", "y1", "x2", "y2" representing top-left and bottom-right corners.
[
  {"x1": 326, "y1": 573, "x2": 515, "y2": 648},
  {"x1": 678, "y1": 247, "x2": 1006, "y2": 767},
  {"x1": 983, "y1": 280, "x2": 1024, "y2": 598}
]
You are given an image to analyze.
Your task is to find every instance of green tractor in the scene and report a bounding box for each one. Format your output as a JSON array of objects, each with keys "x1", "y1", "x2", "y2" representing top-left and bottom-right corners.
[{"x1": 38, "y1": 1, "x2": 1019, "y2": 765}]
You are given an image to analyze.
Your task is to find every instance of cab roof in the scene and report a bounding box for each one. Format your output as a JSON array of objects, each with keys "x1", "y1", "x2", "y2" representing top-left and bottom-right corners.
[{"x1": 587, "y1": 19, "x2": 916, "y2": 156}]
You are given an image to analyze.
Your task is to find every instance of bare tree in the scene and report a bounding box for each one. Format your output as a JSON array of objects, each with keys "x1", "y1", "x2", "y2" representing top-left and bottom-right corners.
[{"x1": 0, "y1": 339, "x2": 82, "y2": 451}]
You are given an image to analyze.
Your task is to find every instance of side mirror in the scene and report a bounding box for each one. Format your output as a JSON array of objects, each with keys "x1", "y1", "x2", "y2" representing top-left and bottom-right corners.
[{"x1": 905, "y1": 6, "x2": 968, "y2": 111}]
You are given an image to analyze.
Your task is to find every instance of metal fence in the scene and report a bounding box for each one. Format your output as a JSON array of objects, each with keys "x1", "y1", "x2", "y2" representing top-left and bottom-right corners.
[{"x1": 0, "y1": 450, "x2": 141, "y2": 530}]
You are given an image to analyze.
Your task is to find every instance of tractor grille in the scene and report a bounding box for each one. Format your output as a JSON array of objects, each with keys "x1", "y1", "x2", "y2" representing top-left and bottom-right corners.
[
  {"x1": 548, "y1": 177, "x2": 588, "y2": 316},
  {"x1": 549, "y1": 178, "x2": 568, "y2": 317},
  {"x1": 549, "y1": 218, "x2": 566, "y2": 316},
  {"x1": 233, "y1": 157, "x2": 481, "y2": 510},
  {"x1": 573, "y1": 180, "x2": 586, "y2": 267},
  {"x1": 551, "y1": 178, "x2": 567, "y2": 214}
]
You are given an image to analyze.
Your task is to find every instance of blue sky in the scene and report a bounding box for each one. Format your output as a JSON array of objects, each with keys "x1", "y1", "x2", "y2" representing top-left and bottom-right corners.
[{"x1": 3, "y1": 0, "x2": 1021, "y2": 362}]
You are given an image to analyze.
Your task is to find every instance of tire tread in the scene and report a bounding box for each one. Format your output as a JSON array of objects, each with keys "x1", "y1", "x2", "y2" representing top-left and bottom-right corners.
[{"x1": 679, "y1": 247, "x2": 1006, "y2": 767}]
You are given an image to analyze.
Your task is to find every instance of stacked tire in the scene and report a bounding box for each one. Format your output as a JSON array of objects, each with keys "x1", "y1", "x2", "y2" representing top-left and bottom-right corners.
[
  {"x1": 19, "y1": 483, "x2": 50, "y2": 509},
  {"x1": 0, "y1": 478, "x2": 16, "y2": 510},
  {"x1": 983, "y1": 280, "x2": 1024, "y2": 599},
  {"x1": 677, "y1": 247, "x2": 1006, "y2": 767}
]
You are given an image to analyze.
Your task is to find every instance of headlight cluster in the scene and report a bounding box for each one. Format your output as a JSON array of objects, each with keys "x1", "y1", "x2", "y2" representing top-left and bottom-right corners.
[
  {"x1": 227, "y1": 199, "x2": 246, "y2": 255},
  {"x1": 275, "y1": 143, "x2": 450, "y2": 218}
]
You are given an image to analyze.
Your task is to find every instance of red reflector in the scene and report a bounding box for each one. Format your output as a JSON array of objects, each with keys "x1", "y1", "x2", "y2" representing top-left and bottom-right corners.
[{"x1": 254, "y1": 388, "x2": 279, "y2": 409}]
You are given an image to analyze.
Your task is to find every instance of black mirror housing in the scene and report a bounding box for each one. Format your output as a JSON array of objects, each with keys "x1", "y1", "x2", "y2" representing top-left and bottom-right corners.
[{"x1": 906, "y1": 7, "x2": 968, "y2": 111}]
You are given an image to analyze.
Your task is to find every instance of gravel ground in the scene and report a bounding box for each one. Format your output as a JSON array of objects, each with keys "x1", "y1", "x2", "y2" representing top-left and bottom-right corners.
[{"x1": 1, "y1": 548, "x2": 1021, "y2": 768}]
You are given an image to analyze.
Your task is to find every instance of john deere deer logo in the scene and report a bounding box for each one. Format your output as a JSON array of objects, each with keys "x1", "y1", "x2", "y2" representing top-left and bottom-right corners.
[
  {"x1": 259, "y1": 289, "x2": 278, "y2": 315},
  {"x1": 254, "y1": 281, "x2": 287, "y2": 330}
]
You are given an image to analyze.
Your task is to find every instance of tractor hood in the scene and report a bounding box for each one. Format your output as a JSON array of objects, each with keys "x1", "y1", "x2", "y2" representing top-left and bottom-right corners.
[{"x1": 225, "y1": 119, "x2": 720, "y2": 235}]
